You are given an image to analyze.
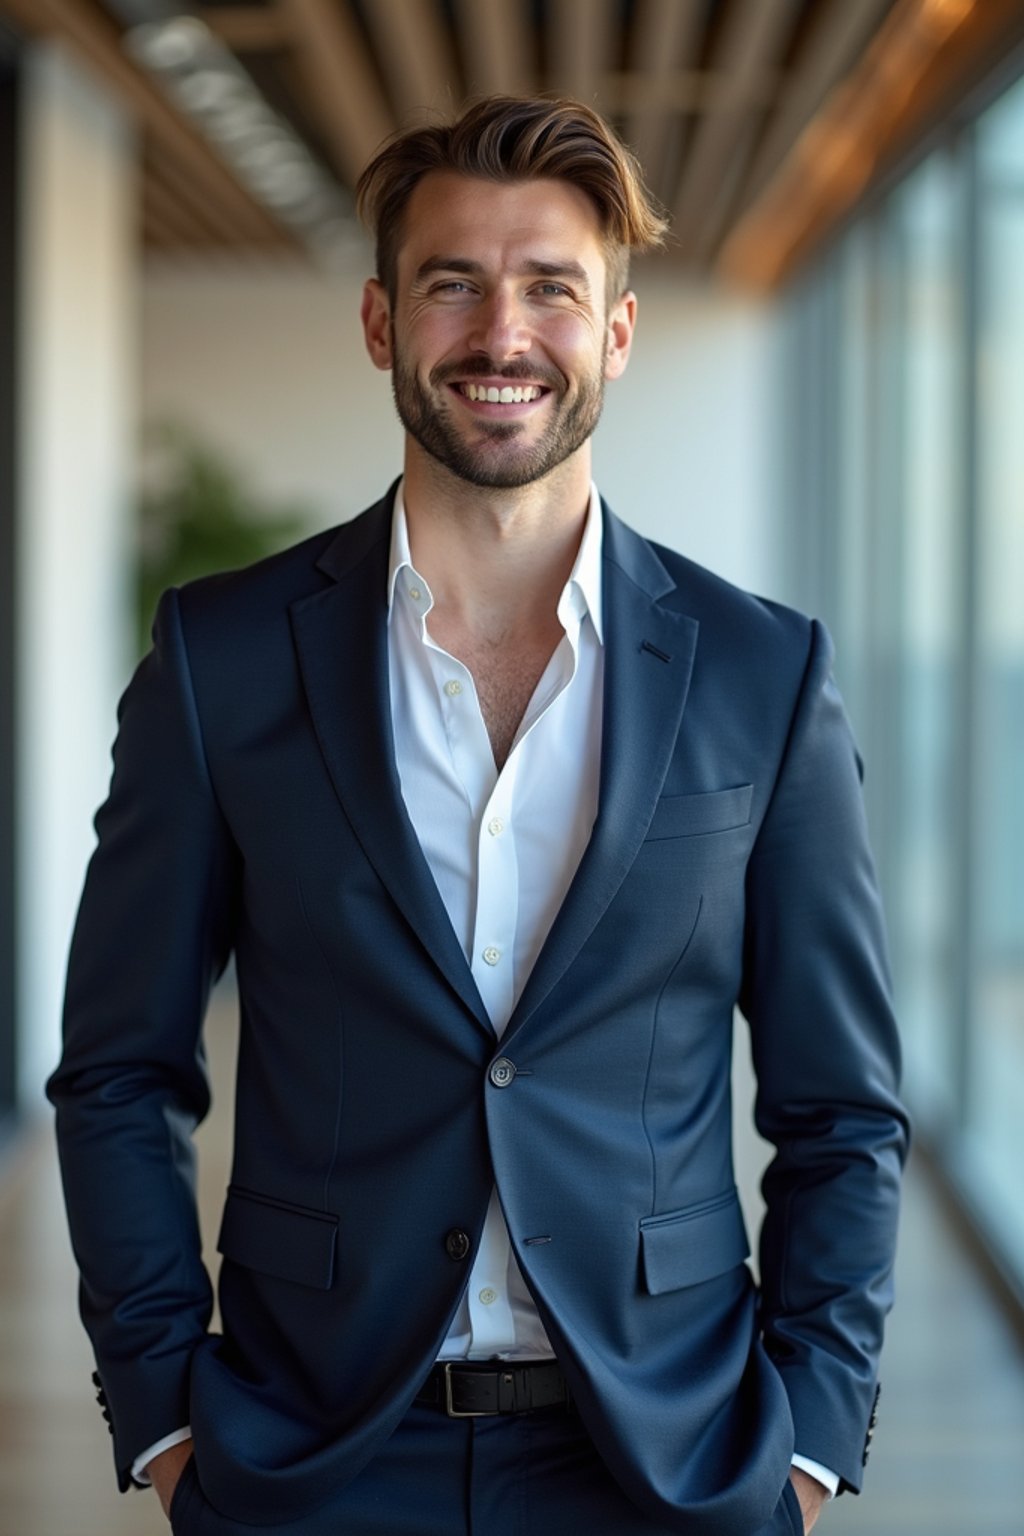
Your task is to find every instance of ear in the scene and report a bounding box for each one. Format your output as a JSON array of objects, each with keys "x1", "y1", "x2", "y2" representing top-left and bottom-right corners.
[
  {"x1": 361, "y1": 278, "x2": 393, "y2": 370},
  {"x1": 604, "y1": 290, "x2": 637, "y2": 381}
]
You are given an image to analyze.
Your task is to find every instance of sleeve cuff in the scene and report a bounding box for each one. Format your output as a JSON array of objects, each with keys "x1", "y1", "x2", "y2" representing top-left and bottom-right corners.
[
  {"x1": 791, "y1": 1454, "x2": 839, "y2": 1499},
  {"x1": 130, "y1": 1425, "x2": 192, "y2": 1487}
]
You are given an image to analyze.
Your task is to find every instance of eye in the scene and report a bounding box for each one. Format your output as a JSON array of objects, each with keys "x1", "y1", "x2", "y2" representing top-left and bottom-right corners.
[{"x1": 534, "y1": 282, "x2": 571, "y2": 298}]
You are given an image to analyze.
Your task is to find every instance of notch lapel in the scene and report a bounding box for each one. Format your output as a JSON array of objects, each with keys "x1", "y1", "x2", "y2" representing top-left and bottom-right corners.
[
  {"x1": 289, "y1": 500, "x2": 490, "y2": 1036},
  {"x1": 504, "y1": 511, "x2": 698, "y2": 1042}
]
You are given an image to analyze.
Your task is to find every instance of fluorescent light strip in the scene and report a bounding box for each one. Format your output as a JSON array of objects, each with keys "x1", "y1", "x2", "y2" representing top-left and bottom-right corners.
[{"x1": 126, "y1": 15, "x2": 359, "y2": 262}]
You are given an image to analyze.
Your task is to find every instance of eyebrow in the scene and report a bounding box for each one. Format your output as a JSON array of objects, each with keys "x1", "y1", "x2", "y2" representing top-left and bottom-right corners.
[{"x1": 414, "y1": 256, "x2": 593, "y2": 292}]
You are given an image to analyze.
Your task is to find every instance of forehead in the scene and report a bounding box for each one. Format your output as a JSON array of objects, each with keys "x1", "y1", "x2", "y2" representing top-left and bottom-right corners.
[{"x1": 397, "y1": 172, "x2": 607, "y2": 278}]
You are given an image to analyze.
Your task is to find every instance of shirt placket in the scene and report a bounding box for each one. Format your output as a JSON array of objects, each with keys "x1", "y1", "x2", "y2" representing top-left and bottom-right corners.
[{"x1": 422, "y1": 598, "x2": 582, "y2": 1360}]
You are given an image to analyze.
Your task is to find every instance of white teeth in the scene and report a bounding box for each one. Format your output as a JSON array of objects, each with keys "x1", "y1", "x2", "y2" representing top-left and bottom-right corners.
[{"x1": 461, "y1": 383, "x2": 542, "y2": 403}]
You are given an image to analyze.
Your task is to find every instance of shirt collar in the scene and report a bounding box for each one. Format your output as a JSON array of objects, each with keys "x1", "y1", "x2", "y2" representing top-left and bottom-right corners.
[
  {"x1": 386, "y1": 478, "x2": 604, "y2": 645},
  {"x1": 387, "y1": 481, "x2": 429, "y2": 623}
]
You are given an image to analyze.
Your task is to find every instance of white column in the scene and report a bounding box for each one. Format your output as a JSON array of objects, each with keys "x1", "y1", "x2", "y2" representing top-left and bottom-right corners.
[{"x1": 17, "y1": 43, "x2": 137, "y2": 1109}]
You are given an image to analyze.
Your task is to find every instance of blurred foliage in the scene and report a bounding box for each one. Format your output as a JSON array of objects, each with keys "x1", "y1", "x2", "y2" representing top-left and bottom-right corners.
[{"x1": 137, "y1": 423, "x2": 312, "y2": 656}]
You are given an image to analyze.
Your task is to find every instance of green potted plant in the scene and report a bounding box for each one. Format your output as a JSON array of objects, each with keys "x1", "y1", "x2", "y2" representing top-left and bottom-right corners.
[{"x1": 137, "y1": 423, "x2": 313, "y2": 655}]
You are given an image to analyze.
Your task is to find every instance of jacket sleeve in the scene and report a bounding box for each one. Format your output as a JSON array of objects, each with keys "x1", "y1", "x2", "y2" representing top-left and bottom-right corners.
[
  {"x1": 739, "y1": 618, "x2": 910, "y2": 1494},
  {"x1": 47, "y1": 586, "x2": 238, "y2": 1490}
]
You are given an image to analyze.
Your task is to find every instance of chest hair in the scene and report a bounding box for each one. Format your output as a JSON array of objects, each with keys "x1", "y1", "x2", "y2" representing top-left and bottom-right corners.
[{"x1": 449, "y1": 632, "x2": 560, "y2": 770}]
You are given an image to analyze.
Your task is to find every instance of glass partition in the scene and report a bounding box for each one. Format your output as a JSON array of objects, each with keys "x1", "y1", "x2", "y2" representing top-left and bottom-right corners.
[
  {"x1": 967, "y1": 75, "x2": 1024, "y2": 1275},
  {"x1": 890, "y1": 156, "x2": 962, "y2": 1129},
  {"x1": 778, "y1": 60, "x2": 1024, "y2": 1301}
]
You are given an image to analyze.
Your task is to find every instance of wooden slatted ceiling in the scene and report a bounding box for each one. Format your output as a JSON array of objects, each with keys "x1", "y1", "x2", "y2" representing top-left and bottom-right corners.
[
  {"x1": 0, "y1": 0, "x2": 298, "y2": 251},
  {"x1": 625, "y1": 0, "x2": 705, "y2": 207},
  {"x1": 278, "y1": 0, "x2": 393, "y2": 183},
  {"x1": 191, "y1": 0, "x2": 910, "y2": 276},
  {"x1": 721, "y1": 0, "x2": 1024, "y2": 286},
  {"x1": 672, "y1": 0, "x2": 800, "y2": 261},
  {"x1": 4, "y1": 0, "x2": 1024, "y2": 286},
  {"x1": 454, "y1": 0, "x2": 534, "y2": 97},
  {"x1": 738, "y1": 0, "x2": 900, "y2": 220},
  {"x1": 549, "y1": 0, "x2": 617, "y2": 101},
  {"x1": 361, "y1": 0, "x2": 459, "y2": 125}
]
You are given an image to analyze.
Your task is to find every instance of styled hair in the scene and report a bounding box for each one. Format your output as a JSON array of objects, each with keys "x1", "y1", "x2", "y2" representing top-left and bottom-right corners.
[{"x1": 355, "y1": 95, "x2": 668, "y2": 304}]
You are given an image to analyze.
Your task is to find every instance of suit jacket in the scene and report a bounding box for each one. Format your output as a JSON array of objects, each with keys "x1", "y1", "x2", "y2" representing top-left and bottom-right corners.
[{"x1": 49, "y1": 486, "x2": 908, "y2": 1535}]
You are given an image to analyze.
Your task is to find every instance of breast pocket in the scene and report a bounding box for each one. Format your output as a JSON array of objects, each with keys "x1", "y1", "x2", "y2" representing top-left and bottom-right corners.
[{"x1": 644, "y1": 784, "x2": 753, "y2": 842}]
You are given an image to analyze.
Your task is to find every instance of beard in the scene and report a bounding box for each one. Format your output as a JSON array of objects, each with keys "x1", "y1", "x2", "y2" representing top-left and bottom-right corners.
[{"x1": 391, "y1": 345, "x2": 607, "y2": 489}]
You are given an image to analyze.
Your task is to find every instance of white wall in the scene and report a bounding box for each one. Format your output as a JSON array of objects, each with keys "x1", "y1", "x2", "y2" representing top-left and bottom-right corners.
[
  {"x1": 17, "y1": 45, "x2": 137, "y2": 1108},
  {"x1": 141, "y1": 261, "x2": 781, "y2": 595},
  {"x1": 142, "y1": 256, "x2": 402, "y2": 529},
  {"x1": 595, "y1": 277, "x2": 780, "y2": 596}
]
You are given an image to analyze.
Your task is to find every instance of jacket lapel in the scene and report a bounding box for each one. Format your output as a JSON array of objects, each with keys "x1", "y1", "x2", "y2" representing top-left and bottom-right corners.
[
  {"x1": 289, "y1": 492, "x2": 491, "y2": 1036},
  {"x1": 504, "y1": 508, "x2": 698, "y2": 1042}
]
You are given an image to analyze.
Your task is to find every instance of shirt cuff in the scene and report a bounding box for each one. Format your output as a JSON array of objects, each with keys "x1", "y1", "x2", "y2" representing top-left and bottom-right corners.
[
  {"x1": 130, "y1": 1426, "x2": 192, "y2": 1487},
  {"x1": 791, "y1": 1454, "x2": 839, "y2": 1499}
]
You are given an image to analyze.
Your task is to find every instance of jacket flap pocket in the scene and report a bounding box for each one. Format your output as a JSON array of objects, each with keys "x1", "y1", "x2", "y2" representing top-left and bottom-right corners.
[
  {"x1": 217, "y1": 1186, "x2": 338, "y2": 1290},
  {"x1": 645, "y1": 785, "x2": 753, "y2": 841},
  {"x1": 639, "y1": 1189, "x2": 749, "y2": 1295}
]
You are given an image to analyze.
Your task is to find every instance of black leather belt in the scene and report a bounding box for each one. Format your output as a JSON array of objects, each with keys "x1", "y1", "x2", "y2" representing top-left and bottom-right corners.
[{"x1": 416, "y1": 1361, "x2": 569, "y2": 1417}]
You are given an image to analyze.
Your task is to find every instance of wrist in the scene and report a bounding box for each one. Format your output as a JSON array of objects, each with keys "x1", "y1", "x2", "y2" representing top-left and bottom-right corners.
[{"x1": 147, "y1": 1437, "x2": 194, "y2": 1518}]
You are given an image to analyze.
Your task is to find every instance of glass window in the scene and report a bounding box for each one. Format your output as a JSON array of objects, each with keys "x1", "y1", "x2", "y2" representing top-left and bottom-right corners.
[
  {"x1": 890, "y1": 153, "x2": 963, "y2": 1129},
  {"x1": 781, "y1": 59, "x2": 1024, "y2": 1301},
  {"x1": 966, "y1": 75, "x2": 1024, "y2": 1274},
  {"x1": 833, "y1": 223, "x2": 875, "y2": 740}
]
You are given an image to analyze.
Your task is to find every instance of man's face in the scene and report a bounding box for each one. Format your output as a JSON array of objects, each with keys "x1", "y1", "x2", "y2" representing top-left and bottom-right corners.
[{"x1": 361, "y1": 173, "x2": 635, "y2": 489}]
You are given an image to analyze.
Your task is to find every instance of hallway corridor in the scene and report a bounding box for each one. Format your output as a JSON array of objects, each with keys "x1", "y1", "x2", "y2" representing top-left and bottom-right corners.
[{"x1": 2, "y1": 998, "x2": 1022, "y2": 1535}]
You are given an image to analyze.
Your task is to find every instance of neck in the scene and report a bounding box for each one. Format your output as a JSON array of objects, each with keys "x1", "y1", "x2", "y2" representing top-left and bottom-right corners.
[{"x1": 401, "y1": 443, "x2": 593, "y2": 642}]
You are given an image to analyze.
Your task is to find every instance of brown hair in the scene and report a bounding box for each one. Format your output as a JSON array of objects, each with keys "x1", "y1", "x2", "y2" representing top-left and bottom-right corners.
[{"x1": 356, "y1": 95, "x2": 668, "y2": 304}]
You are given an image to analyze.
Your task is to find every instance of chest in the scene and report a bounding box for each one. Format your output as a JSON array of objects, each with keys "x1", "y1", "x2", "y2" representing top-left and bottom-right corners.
[
  {"x1": 468, "y1": 641, "x2": 557, "y2": 767},
  {"x1": 431, "y1": 620, "x2": 562, "y2": 769}
]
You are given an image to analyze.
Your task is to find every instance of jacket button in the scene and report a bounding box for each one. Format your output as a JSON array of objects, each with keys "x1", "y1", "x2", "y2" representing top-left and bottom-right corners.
[
  {"x1": 445, "y1": 1228, "x2": 471, "y2": 1261},
  {"x1": 489, "y1": 1057, "x2": 516, "y2": 1088}
]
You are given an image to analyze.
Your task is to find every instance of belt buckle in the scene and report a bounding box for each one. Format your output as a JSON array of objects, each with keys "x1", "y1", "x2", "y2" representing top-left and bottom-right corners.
[{"x1": 443, "y1": 1362, "x2": 498, "y2": 1418}]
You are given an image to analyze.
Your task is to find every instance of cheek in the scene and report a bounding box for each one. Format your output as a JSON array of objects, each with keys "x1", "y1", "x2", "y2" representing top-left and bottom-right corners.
[
  {"x1": 400, "y1": 310, "x2": 472, "y2": 369},
  {"x1": 543, "y1": 311, "x2": 598, "y2": 349},
  {"x1": 543, "y1": 317, "x2": 606, "y2": 379}
]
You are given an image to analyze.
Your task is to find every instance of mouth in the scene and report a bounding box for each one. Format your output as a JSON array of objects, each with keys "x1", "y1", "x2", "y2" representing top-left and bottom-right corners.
[
  {"x1": 447, "y1": 379, "x2": 553, "y2": 415},
  {"x1": 457, "y1": 382, "x2": 547, "y2": 404}
]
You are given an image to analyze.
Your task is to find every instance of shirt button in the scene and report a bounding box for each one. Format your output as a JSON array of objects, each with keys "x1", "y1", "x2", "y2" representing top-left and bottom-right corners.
[
  {"x1": 487, "y1": 817, "x2": 504, "y2": 837},
  {"x1": 478, "y1": 1288, "x2": 498, "y2": 1306},
  {"x1": 482, "y1": 946, "x2": 501, "y2": 966},
  {"x1": 444, "y1": 679, "x2": 462, "y2": 697},
  {"x1": 408, "y1": 584, "x2": 421, "y2": 600}
]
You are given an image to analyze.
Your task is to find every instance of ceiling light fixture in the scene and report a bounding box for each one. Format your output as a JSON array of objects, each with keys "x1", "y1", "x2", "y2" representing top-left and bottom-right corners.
[{"x1": 125, "y1": 15, "x2": 361, "y2": 265}]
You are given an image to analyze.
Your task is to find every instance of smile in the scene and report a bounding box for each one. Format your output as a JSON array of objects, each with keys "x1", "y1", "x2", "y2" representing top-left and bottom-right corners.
[{"x1": 457, "y1": 383, "x2": 547, "y2": 404}]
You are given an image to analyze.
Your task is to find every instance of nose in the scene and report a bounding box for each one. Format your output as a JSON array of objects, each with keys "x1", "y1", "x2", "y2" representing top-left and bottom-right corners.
[{"x1": 467, "y1": 287, "x2": 531, "y2": 361}]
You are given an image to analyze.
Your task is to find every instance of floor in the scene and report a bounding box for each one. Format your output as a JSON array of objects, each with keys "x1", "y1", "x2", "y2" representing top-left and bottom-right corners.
[{"x1": 2, "y1": 998, "x2": 1024, "y2": 1536}]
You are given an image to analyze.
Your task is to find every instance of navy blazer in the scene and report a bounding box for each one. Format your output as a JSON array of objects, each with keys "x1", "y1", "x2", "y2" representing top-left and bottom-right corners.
[{"x1": 49, "y1": 488, "x2": 908, "y2": 1535}]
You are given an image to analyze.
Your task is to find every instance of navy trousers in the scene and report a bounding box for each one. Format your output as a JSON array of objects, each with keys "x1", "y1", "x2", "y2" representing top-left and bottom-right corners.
[{"x1": 168, "y1": 1401, "x2": 805, "y2": 1536}]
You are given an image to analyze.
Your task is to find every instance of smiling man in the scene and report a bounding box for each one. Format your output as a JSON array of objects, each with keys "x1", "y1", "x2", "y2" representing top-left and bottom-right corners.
[{"x1": 49, "y1": 97, "x2": 908, "y2": 1536}]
